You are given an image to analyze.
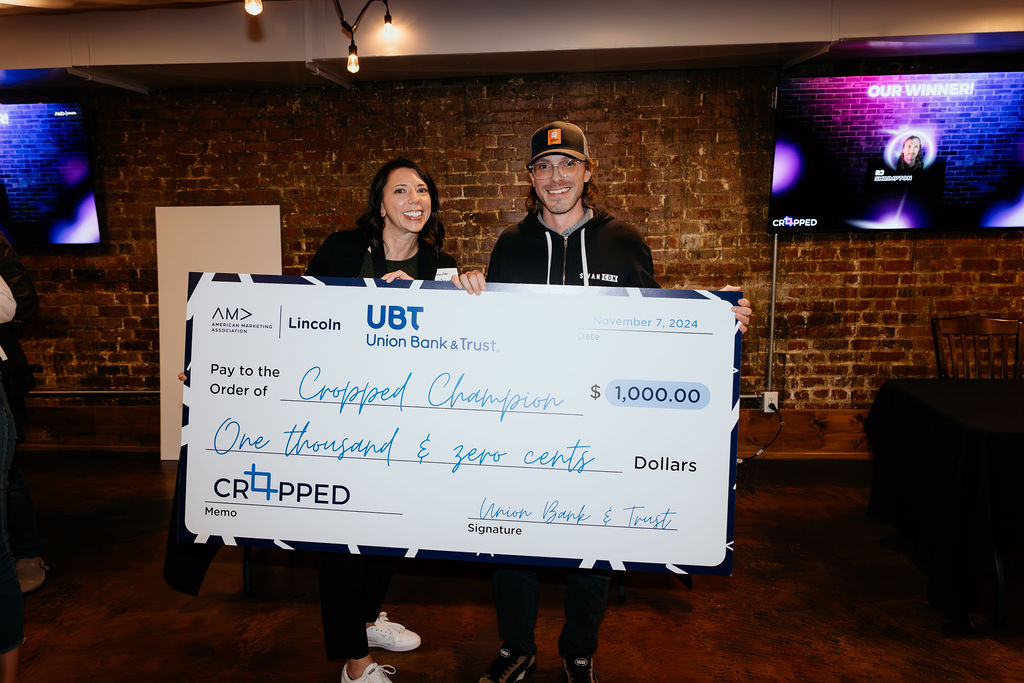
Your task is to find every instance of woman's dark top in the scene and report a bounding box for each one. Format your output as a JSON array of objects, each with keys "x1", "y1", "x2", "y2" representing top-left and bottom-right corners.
[{"x1": 306, "y1": 228, "x2": 456, "y2": 279}]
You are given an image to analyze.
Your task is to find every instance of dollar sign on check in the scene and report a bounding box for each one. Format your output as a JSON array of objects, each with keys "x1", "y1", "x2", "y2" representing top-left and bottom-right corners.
[{"x1": 590, "y1": 384, "x2": 601, "y2": 400}]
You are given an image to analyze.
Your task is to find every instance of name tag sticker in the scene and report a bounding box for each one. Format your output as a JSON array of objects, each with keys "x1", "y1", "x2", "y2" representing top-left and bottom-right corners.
[{"x1": 434, "y1": 267, "x2": 458, "y2": 282}]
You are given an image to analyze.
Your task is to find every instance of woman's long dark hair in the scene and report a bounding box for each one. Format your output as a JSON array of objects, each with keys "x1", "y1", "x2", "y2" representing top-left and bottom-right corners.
[{"x1": 357, "y1": 158, "x2": 445, "y2": 259}]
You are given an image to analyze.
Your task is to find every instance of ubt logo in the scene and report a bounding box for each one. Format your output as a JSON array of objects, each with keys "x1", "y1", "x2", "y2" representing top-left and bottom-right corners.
[{"x1": 367, "y1": 305, "x2": 424, "y2": 331}]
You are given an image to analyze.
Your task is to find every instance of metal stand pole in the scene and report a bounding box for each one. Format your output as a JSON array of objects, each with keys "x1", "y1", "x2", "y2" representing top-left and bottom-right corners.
[{"x1": 766, "y1": 233, "x2": 779, "y2": 392}]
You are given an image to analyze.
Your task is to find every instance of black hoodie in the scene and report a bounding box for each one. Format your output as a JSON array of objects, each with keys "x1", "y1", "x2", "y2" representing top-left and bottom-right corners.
[{"x1": 486, "y1": 209, "x2": 659, "y2": 288}]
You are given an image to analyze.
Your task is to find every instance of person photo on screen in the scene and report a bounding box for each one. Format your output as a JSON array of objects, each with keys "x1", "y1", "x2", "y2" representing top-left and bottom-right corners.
[
  {"x1": 896, "y1": 135, "x2": 925, "y2": 172},
  {"x1": 456, "y1": 120, "x2": 751, "y2": 683}
]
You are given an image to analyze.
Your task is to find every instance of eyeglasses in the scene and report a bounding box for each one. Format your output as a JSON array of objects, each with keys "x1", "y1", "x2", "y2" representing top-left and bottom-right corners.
[{"x1": 529, "y1": 158, "x2": 584, "y2": 179}]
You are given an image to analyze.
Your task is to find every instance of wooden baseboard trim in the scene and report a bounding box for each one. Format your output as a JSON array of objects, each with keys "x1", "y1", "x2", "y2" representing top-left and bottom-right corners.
[
  {"x1": 21, "y1": 404, "x2": 160, "y2": 453},
  {"x1": 738, "y1": 408, "x2": 869, "y2": 460}
]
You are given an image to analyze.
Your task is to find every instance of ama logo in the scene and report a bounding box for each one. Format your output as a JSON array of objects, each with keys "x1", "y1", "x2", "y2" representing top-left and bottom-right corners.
[{"x1": 213, "y1": 307, "x2": 252, "y2": 322}]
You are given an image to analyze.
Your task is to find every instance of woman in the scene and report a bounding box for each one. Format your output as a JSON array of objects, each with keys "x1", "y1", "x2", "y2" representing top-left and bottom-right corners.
[
  {"x1": 307, "y1": 157, "x2": 456, "y2": 284},
  {"x1": 308, "y1": 158, "x2": 457, "y2": 683}
]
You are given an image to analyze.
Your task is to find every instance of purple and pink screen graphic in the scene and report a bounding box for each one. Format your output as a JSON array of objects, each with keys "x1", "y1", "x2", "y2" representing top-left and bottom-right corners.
[
  {"x1": 0, "y1": 102, "x2": 100, "y2": 245},
  {"x1": 770, "y1": 71, "x2": 1024, "y2": 232}
]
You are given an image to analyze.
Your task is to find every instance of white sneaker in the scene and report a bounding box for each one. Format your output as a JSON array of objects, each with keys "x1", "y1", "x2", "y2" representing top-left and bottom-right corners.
[
  {"x1": 366, "y1": 612, "x2": 421, "y2": 652},
  {"x1": 16, "y1": 557, "x2": 48, "y2": 594},
  {"x1": 341, "y1": 663, "x2": 396, "y2": 683}
]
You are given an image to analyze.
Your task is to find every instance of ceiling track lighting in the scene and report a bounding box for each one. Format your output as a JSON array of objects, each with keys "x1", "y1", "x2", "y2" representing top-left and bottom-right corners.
[
  {"x1": 244, "y1": 0, "x2": 262, "y2": 16},
  {"x1": 333, "y1": 0, "x2": 393, "y2": 74}
]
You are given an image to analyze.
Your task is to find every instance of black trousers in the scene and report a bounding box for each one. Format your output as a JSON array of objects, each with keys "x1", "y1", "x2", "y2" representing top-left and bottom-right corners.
[
  {"x1": 317, "y1": 552, "x2": 393, "y2": 660},
  {"x1": 493, "y1": 568, "x2": 610, "y2": 660}
]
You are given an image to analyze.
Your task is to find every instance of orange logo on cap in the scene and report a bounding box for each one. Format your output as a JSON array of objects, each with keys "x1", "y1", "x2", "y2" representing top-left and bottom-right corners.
[{"x1": 547, "y1": 129, "x2": 561, "y2": 146}]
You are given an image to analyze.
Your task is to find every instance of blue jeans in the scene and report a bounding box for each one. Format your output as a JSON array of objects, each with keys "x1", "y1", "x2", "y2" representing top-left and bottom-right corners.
[{"x1": 0, "y1": 382, "x2": 24, "y2": 654}]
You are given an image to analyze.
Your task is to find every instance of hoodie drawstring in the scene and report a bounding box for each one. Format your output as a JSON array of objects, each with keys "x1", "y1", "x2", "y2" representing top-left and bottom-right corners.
[
  {"x1": 580, "y1": 227, "x2": 589, "y2": 287},
  {"x1": 545, "y1": 225, "x2": 589, "y2": 286},
  {"x1": 544, "y1": 231, "x2": 553, "y2": 286}
]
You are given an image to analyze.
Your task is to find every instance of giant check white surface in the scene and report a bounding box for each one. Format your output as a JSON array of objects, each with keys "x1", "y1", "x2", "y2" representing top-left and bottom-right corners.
[{"x1": 179, "y1": 273, "x2": 741, "y2": 575}]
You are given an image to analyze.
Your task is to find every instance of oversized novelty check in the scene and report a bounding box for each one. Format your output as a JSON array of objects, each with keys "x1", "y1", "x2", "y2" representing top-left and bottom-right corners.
[{"x1": 178, "y1": 273, "x2": 741, "y2": 575}]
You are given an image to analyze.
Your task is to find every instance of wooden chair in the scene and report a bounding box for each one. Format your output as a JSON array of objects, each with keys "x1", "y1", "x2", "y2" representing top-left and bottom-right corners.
[
  {"x1": 931, "y1": 315, "x2": 1024, "y2": 380},
  {"x1": 930, "y1": 314, "x2": 1022, "y2": 625}
]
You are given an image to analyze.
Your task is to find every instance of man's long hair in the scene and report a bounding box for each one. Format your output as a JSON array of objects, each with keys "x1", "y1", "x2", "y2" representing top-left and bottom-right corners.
[
  {"x1": 895, "y1": 136, "x2": 924, "y2": 172},
  {"x1": 357, "y1": 157, "x2": 445, "y2": 259}
]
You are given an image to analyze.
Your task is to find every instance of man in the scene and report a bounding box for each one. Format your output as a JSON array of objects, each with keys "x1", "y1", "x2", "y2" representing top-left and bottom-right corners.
[{"x1": 457, "y1": 121, "x2": 751, "y2": 683}]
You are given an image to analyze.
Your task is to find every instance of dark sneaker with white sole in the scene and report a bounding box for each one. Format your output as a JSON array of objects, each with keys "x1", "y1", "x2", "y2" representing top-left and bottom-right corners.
[{"x1": 479, "y1": 647, "x2": 536, "y2": 683}]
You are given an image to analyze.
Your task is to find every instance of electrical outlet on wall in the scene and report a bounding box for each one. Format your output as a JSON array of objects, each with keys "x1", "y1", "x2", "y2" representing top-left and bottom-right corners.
[{"x1": 762, "y1": 391, "x2": 779, "y2": 413}]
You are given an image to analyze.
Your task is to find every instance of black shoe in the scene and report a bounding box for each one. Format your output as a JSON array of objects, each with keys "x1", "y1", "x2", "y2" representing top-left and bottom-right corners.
[
  {"x1": 563, "y1": 656, "x2": 598, "y2": 683},
  {"x1": 479, "y1": 647, "x2": 536, "y2": 683}
]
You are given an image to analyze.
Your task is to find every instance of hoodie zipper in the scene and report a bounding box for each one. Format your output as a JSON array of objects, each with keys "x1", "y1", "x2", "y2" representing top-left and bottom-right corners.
[{"x1": 561, "y1": 235, "x2": 569, "y2": 285}]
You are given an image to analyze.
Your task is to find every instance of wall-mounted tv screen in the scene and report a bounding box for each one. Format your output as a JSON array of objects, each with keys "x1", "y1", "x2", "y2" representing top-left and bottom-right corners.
[
  {"x1": 769, "y1": 71, "x2": 1024, "y2": 233},
  {"x1": 0, "y1": 101, "x2": 101, "y2": 245}
]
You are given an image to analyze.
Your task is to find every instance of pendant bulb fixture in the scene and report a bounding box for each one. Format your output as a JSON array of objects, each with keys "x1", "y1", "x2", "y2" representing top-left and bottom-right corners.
[
  {"x1": 347, "y1": 41, "x2": 360, "y2": 74},
  {"x1": 244, "y1": 0, "x2": 263, "y2": 16},
  {"x1": 335, "y1": 0, "x2": 393, "y2": 76}
]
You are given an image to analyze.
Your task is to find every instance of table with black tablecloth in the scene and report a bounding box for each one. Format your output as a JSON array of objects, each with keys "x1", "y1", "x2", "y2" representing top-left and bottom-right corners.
[{"x1": 866, "y1": 379, "x2": 1024, "y2": 618}]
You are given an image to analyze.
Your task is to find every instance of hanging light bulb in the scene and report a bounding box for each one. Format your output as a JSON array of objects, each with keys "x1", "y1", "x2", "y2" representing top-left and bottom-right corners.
[
  {"x1": 244, "y1": 0, "x2": 263, "y2": 16},
  {"x1": 347, "y1": 41, "x2": 360, "y2": 74},
  {"x1": 334, "y1": 0, "x2": 393, "y2": 75}
]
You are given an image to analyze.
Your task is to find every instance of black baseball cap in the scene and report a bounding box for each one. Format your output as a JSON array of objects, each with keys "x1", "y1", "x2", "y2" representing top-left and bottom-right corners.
[{"x1": 527, "y1": 121, "x2": 589, "y2": 167}]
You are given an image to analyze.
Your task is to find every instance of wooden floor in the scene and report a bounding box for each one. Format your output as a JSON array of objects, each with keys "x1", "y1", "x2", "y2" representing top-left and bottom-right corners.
[{"x1": 15, "y1": 452, "x2": 1024, "y2": 682}]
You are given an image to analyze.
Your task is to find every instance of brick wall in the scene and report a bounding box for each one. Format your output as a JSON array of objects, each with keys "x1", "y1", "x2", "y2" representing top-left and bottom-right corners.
[{"x1": 13, "y1": 67, "x2": 1024, "y2": 409}]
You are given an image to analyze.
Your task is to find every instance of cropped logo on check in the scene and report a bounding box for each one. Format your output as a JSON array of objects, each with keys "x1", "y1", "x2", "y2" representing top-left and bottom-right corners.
[{"x1": 210, "y1": 463, "x2": 352, "y2": 508}]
